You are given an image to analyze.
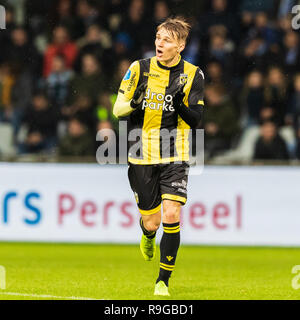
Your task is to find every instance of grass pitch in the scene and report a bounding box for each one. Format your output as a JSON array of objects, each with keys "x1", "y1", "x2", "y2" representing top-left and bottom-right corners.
[{"x1": 0, "y1": 243, "x2": 299, "y2": 300}]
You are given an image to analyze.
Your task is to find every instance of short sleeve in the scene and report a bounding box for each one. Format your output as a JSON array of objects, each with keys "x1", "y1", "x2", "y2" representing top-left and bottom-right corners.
[
  {"x1": 188, "y1": 67, "x2": 205, "y2": 106},
  {"x1": 118, "y1": 61, "x2": 140, "y2": 100}
]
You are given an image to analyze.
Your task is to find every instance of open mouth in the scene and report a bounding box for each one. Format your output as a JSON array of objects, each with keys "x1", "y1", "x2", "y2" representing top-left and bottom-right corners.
[{"x1": 157, "y1": 49, "x2": 163, "y2": 56}]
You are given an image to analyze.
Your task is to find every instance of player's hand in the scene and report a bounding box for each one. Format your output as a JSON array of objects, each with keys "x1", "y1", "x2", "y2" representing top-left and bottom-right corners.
[
  {"x1": 130, "y1": 82, "x2": 147, "y2": 109},
  {"x1": 172, "y1": 84, "x2": 185, "y2": 109}
]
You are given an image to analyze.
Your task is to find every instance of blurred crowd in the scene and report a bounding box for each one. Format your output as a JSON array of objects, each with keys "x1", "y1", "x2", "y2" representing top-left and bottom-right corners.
[{"x1": 0, "y1": 0, "x2": 300, "y2": 161}]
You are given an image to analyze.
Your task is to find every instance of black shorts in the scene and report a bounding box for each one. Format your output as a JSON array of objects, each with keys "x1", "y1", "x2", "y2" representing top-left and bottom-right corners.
[{"x1": 128, "y1": 162, "x2": 189, "y2": 215}]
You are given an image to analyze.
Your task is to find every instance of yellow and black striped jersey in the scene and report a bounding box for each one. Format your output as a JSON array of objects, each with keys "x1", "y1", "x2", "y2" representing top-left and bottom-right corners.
[{"x1": 116, "y1": 55, "x2": 204, "y2": 165}]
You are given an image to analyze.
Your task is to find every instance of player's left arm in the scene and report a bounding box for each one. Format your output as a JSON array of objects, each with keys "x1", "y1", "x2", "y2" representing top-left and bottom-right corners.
[{"x1": 174, "y1": 67, "x2": 205, "y2": 128}]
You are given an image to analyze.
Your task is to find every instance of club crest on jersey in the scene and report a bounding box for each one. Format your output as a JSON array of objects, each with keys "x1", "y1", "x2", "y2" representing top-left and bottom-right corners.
[{"x1": 179, "y1": 73, "x2": 188, "y2": 85}]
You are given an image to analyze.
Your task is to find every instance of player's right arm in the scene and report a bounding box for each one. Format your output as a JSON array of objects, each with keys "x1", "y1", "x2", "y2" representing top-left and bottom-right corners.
[{"x1": 113, "y1": 61, "x2": 140, "y2": 118}]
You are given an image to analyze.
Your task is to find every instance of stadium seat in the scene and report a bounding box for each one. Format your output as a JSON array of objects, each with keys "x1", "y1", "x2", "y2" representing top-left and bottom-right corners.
[
  {"x1": 212, "y1": 125, "x2": 296, "y2": 163},
  {"x1": 211, "y1": 125, "x2": 260, "y2": 163},
  {"x1": 16, "y1": 125, "x2": 28, "y2": 144},
  {"x1": 0, "y1": 123, "x2": 16, "y2": 156},
  {"x1": 279, "y1": 126, "x2": 296, "y2": 156}
]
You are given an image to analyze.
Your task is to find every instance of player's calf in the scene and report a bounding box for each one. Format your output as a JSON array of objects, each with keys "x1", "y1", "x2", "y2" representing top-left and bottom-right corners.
[{"x1": 139, "y1": 217, "x2": 159, "y2": 261}]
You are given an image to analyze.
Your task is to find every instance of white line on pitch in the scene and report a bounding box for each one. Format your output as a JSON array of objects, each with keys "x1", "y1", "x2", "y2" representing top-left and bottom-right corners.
[{"x1": 0, "y1": 292, "x2": 104, "y2": 300}]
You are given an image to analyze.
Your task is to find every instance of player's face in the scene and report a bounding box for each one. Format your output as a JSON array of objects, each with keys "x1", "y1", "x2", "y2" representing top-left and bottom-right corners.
[{"x1": 155, "y1": 28, "x2": 184, "y2": 63}]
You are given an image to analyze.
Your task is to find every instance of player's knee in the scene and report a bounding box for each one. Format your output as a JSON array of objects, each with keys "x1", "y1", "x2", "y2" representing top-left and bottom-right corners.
[
  {"x1": 163, "y1": 207, "x2": 179, "y2": 223},
  {"x1": 144, "y1": 220, "x2": 160, "y2": 232}
]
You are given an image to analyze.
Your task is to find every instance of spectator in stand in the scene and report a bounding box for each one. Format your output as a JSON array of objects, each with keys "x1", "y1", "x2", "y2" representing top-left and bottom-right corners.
[
  {"x1": 278, "y1": 13, "x2": 294, "y2": 41},
  {"x1": 104, "y1": 0, "x2": 126, "y2": 18},
  {"x1": 199, "y1": 0, "x2": 239, "y2": 43},
  {"x1": 239, "y1": 0, "x2": 276, "y2": 14},
  {"x1": 248, "y1": 13, "x2": 282, "y2": 67},
  {"x1": 4, "y1": 26, "x2": 42, "y2": 77},
  {"x1": 58, "y1": 117, "x2": 94, "y2": 156},
  {"x1": 247, "y1": 12, "x2": 278, "y2": 46},
  {"x1": 112, "y1": 32, "x2": 134, "y2": 62},
  {"x1": 109, "y1": 58, "x2": 131, "y2": 93},
  {"x1": 24, "y1": 0, "x2": 52, "y2": 38},
  {"x1": 19, "y1": 92, "x2": 58, "y2": 154},
  {"x1": 205, "y1": 60, "x2": 228, "y2": 87},
  {"x1": 46, "y1": 54, "x2": 74, "y2": 110},
  {"x1": 253, "y1": 120, "x2": 289, "y2": 160},
  {"x1": 153, "y1": 0, "x2": 170, "y2": 26},
  {"x1": 238, "y1": 35, "x2": 269, "y2": 76},
  {"x1": 118, "y1": 0, "x2": 151, "y2": 58},
  {"x1": 77, "y1": 23, "x2": 111, "y2": 52},
  {"x1": 281, "y1": 31, "x2": 300, "y2": 75},
  {"x1": 0, "y1": 63, "x2": 14, "y2": 123},
  {"x1": 259, "y1": 106, "x2": 278, "y2": 124},
  {"x1": 204, "y1": 83, "x2": 239, "y2": 158},
  {"x1": 10, "y1": 63, "x2": 33, "y2": 138},
  {"x1": 67, "y1": 53, "x2": 107, "y2": 105},
  {"x1": 240, "y1": 70, "x2": 265, "y2": 127},
  {"x1": 0, "y1": 62, "x2": 32, "y2": 137},
  {"x1": 238, "y1": 11, "x2": 254, "y2": 41},
  {"x1": 75, "y1": 24, "x2": 112, "y2": 75},
  {"x1": 73, "y1": 0, "x2": 108, "y2": 39},
  {"x1": 43, "y1": 25, "x2": 78, "y2": 77},
  {"x1": 62, "y1": 94, "x2": 96, "y2": 132},
  {"x1": 202, "y1": 28, "x2": 235, "y2": 79},
  {"x1": 182, "y1": 17, "x2": 201, "y2": 65},
  {"x1": 287, "y1": 73, "x2": 300, "y2": 129},
  {"x1": 49, "y1": 0, "x2": 77, "y2": 37},
  {"x1": 264, "y1": 66, "x2": 288, "y2": 126}
]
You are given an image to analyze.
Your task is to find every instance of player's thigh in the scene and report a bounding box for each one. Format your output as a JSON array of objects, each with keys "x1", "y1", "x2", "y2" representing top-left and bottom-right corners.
[
  {"x1": 128, "y1": 163, "x2": 162, "y2": 215},
  {"x1": 160, "y1": 161, "x2": 189, "y2": 206}
]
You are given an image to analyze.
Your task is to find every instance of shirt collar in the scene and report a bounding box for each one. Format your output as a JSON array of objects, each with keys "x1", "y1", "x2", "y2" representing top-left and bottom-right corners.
[{"x1": 156, "y1": 55, "x2": 182, "y2": 70}]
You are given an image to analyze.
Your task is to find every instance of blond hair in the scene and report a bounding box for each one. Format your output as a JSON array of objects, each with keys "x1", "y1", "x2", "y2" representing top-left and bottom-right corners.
[{"x1": 157, "y1": 16, "x2": 191, "y2": 43}]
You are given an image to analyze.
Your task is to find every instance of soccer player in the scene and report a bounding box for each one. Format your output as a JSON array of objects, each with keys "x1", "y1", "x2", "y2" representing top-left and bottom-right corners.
[{"x1": 113, "y1": 16, "x2": 204, "y2": 296}]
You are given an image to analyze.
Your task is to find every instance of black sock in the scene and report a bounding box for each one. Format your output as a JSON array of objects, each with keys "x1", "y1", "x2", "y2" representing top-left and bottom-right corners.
[
  {"x1": 139, "y1": 217, "x2": 156, "y2": 239},
  {"x1": 156, "y1": 222, "x2": 180, "y2": 287}
]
